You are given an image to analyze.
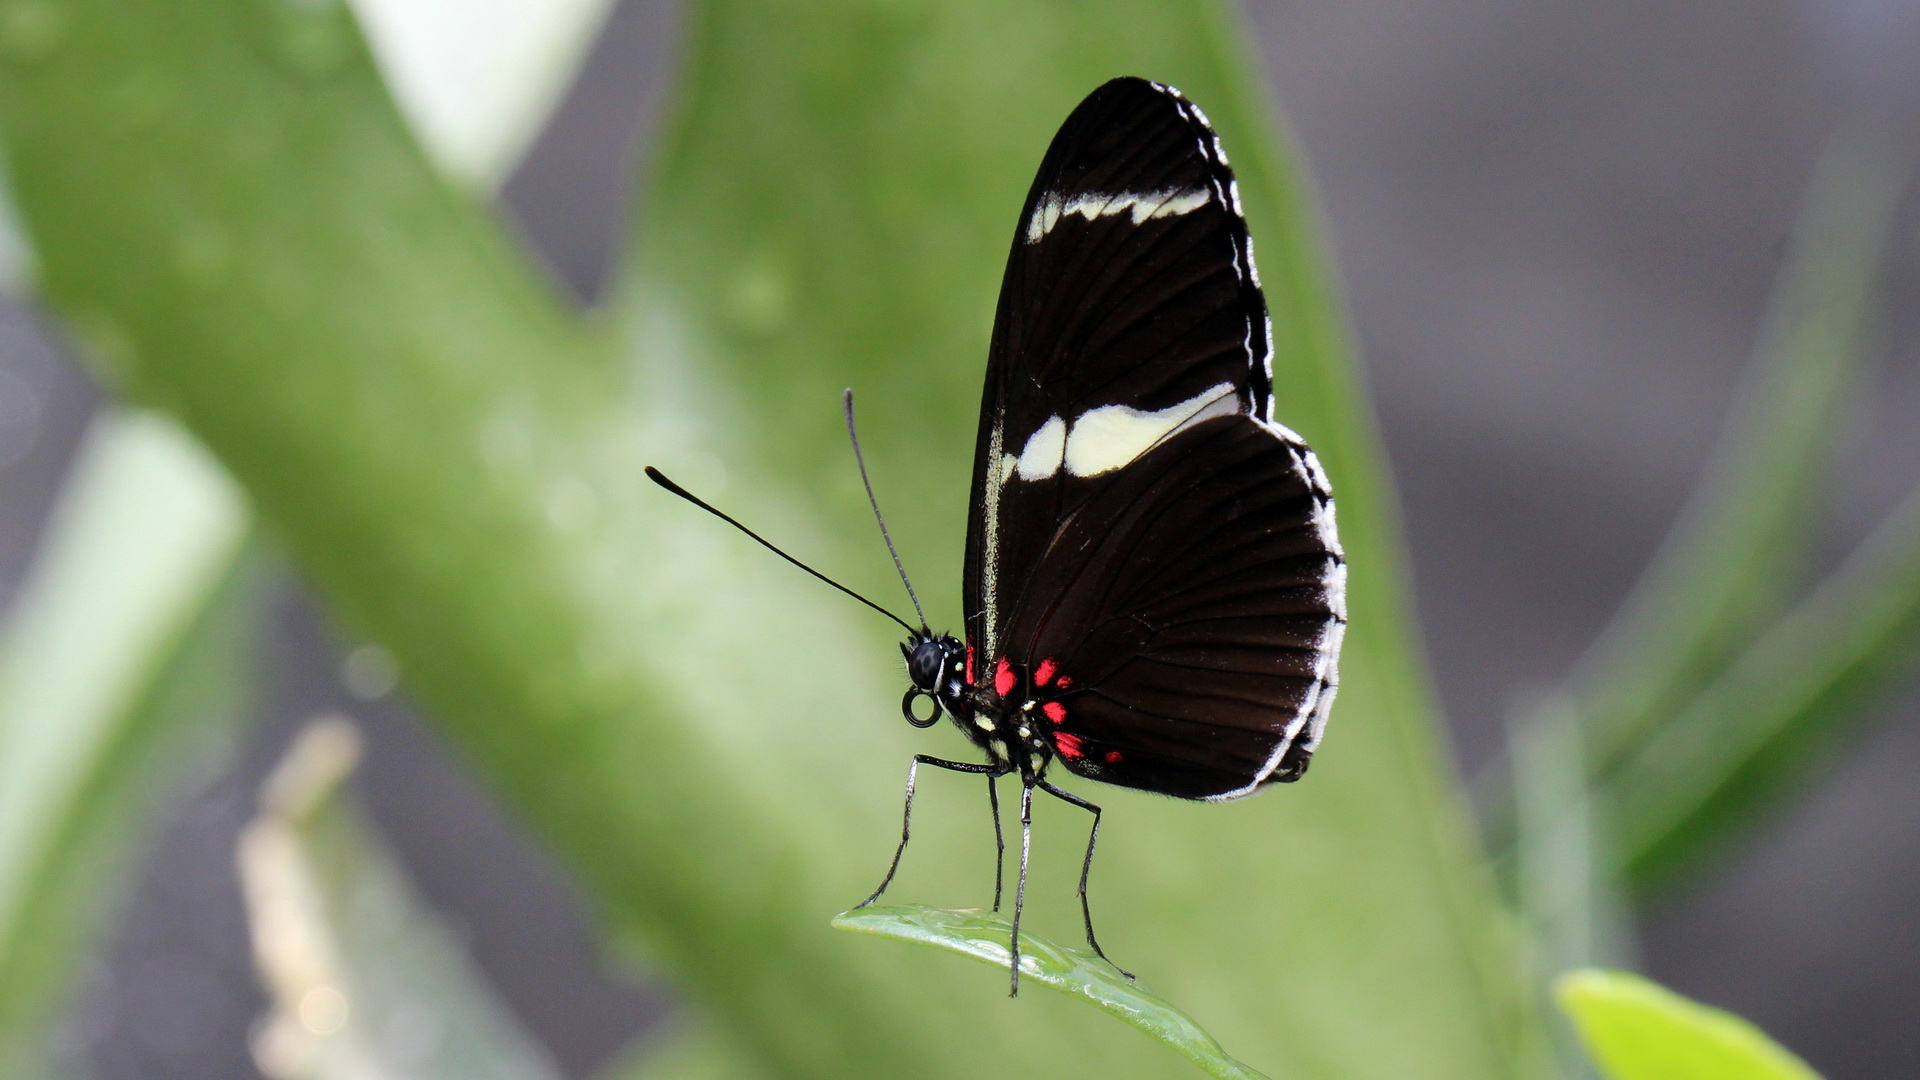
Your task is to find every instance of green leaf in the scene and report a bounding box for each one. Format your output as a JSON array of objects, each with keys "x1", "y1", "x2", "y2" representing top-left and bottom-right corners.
[
  {"x1": 0, "y1": 2, "x2": 585, "y2": 1061},
  {"x1": 0, "y1": 409, "x2": 261, "y2": 1077},
  {"x1": 0, "y1": 10, "x2": 583, "y2": 1059},
  {"x1": 0, "y1": 2, "x2": 1546, "y2": 1078},
  {"x1": 0, "y1": 11, "x2": 592, "y2": 1065},
  {"x1": 1555, "y1": 969, "x2": 1821, "y2": 1080},
  {"x1": 1571, "y1": 125, "x2": 1904, "y2": 773},
  {"x1": 835, "y1": 905, "x2": 1269, "y2": 1080},
  {"x1": 240, "y1": 717, "x2": 565, "y2": 1080},
  {"x1": 1607, "y1": 480, "x2": 1920, "y2": 886}
]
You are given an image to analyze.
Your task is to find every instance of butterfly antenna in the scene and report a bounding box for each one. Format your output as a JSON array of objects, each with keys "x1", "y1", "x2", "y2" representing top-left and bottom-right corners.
[
  {"x1": 843, "y1": 389, "x2": 929, "y2": 631},
  {"x1": 645, "y1": 466, "x2": 918, "y2": 635}
]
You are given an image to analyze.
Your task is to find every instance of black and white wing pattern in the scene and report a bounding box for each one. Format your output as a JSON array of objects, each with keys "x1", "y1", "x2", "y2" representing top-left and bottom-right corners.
[{"x1": 962, "y1": 77, "x2": 1346, "y2": 801}]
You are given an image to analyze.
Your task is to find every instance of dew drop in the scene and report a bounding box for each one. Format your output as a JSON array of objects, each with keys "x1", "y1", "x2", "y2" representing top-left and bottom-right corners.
[
  {"x1": 340, "y1": 643, "x2": 399, "y2": 700},
  {"x1": 296, "y1": 985, "x2": 348, "y2": 1035}
]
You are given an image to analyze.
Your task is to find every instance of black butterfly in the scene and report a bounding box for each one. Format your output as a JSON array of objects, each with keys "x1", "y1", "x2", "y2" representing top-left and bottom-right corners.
[{"x1": 648, "y1": 76, "x2": 1345, "y2": 995}]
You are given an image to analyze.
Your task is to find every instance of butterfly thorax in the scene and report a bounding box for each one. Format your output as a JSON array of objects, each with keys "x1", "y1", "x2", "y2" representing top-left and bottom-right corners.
[
  {"x1": 900, "y1": 632, "x2": 1075, "y2": 781},
  {"x1": 964, "y1": 651, "x2": 1087, "y2": 782}
]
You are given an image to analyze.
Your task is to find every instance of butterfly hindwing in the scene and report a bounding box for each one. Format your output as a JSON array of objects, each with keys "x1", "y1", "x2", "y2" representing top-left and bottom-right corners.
[
  {"x1": 962, "y1": 77, "x2": 1344, "y2": 800},
  {"x1": 1008, "y1": 416, "x2": 1343, "y2": 799}
]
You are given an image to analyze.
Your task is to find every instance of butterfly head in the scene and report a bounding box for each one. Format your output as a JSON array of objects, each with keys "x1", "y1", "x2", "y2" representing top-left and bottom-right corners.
[{"x1": 899, "y1": 630, "x2": 967, "y2": 729}]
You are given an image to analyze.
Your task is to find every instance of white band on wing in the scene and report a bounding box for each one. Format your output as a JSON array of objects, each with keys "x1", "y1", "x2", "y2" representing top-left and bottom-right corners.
[
  {"x1": 1003, "y1": 382, "x2": 1241, "y2": 483},
  {"x1": 1063, "y1": 382, "x2": 1238, "y2": 478},
  {"x1": 1023, "y1": 186, "x2": 1213, "y2": 244}
]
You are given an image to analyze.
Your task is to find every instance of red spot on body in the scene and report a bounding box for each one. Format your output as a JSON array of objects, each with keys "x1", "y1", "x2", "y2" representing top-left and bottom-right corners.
[
  {"x1": 1055, "y1": 676, "x2": 1072, "y2": 689},
  {"x1": 1054, "y1": 732, "x2": 1085, "y2": 759},
  {"x1": 993, "y1": 656, "x2": 1015, "y2": 697},
  {"x1": 965, "y1": 644, "x2": 975, "y2": 685},
  {"x1": 1104, "y1": 751, "x2": 1123, "y2": 764},
  {"x1": 1033, "y1": 658, "x2": 1058, "y2": 686},
  {"x1": 1042, "y1": 701, "x2": 1067, "y2": 724}
]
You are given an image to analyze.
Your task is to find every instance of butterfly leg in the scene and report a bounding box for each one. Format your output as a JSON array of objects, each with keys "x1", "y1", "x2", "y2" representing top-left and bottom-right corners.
[
  {"x1": 1039, "y1": 780, "x2": 1132, "y2": 979},
  {"x1": 988, "y1": 772, "x2": 1006, "y2": 911},
  {"x1": 1009, "y1": 780, "x2": 1035, "y2": 997},
  {"x1": 858, "y1": 755, "x2": 1001, "y2": 909}
]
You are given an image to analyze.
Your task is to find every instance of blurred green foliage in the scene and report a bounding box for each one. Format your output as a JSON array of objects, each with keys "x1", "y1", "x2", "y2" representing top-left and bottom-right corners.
[
  {"x1": 0, "y1": 0, "x2": 1540, "y2": 1077},
  {"x1": 1556, "y1": 128, "x2": 1914, "y2": 892},
  {"x1": 0, "y1": 0, "x2": 1911, "y2": 1078},
  {"x1": 1493, "y1": 123, "x2": 1918, "y2": 999},
  {"x1": 0, "y1": 411, "x2": 261, "y2": 1074}
]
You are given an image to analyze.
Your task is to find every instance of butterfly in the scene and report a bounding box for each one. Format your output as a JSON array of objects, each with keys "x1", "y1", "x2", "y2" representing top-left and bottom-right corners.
[{"x1": 648, "y1": 76, "x2": 1346, "y2": 995}]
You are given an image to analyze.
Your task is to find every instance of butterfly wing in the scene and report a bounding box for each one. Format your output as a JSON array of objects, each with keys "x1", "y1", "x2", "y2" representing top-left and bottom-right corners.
[{"x1": 962, "y1": 77, "x2": 1345, "y2": 800}]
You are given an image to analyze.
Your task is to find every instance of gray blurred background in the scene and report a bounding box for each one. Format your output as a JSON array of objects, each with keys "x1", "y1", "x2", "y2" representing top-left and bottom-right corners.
[{"x1": 2, "y1": 0, "x2": 1915, "y2": 1076}]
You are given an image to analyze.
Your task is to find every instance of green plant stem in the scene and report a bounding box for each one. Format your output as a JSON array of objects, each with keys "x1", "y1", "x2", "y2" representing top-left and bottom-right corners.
[{"x1": 0, "y1": 1, "x2": 1546, "y2": 1077}]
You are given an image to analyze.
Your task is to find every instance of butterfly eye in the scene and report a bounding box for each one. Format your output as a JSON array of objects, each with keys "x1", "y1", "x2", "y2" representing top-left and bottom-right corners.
[
  {"x1": 900, "y1": 688, "x2": 942, "y2": 728},
  {"x1": 905, "y1": 641, "x2": 947, "y2": 689}
]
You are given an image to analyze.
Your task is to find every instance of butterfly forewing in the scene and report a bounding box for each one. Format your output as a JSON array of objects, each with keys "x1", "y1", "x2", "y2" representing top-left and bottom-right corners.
[{"x1": 963, "y1": 77, "x2": 1345, "y2": 800}]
